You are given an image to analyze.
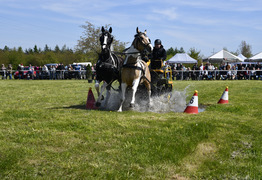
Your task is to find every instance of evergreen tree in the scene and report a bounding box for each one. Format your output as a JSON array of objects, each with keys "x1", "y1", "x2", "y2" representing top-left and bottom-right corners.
[
  {"x1": 44, "y1": 44, "x2": 51, "y2": 52},
  {"x1": 239, "y1": 41, "x2": 252, "y2": 58},
  {"x1": 188, "y1": 48, "x2": 203, "y2": 62},
  {"x1": 54, "y1": 45, "x2": 60, "y2": 53},
  {"x1": 34, "y1": 45, "x2": 39, "y2": 53}
]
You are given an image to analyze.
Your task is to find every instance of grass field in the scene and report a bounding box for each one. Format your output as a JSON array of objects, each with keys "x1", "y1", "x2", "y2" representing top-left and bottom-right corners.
[{"x1": 0, "y1": 80, "x2": 261, "y2": 179}]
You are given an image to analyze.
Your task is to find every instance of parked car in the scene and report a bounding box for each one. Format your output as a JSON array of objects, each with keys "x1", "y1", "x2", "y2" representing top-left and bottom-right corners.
[{"x1": 14, "y1": 66, "x2": 36, "y2": 79}]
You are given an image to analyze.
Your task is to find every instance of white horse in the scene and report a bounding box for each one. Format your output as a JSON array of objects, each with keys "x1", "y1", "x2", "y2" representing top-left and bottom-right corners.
[{"x1": 118, "y1": 27, "x2": 153, "y2": 112}]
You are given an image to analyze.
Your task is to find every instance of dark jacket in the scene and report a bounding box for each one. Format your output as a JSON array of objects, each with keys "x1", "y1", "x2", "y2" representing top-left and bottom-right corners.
[{"x1": 150, "y1": 45, "x2": 167, "y2": 61}]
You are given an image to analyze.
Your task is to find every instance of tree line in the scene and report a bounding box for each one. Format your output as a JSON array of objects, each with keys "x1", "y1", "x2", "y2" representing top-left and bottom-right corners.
[{"x1": 0, "y1": 21, "x2": 253, "y2": 69}]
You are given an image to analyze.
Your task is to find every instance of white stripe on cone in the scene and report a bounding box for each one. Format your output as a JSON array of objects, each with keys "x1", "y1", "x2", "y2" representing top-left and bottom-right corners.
[{"x1": 218, "y1": 86, "x2": 229, "y2": 104}]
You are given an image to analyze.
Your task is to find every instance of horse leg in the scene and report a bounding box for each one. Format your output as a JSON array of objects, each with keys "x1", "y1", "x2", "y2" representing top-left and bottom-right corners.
[
  {"x1": 95, "y1": 80, "x2": 100, "y2": 97},
  {"x1": 130, "y1": 78, "x2": 140, "y2": 108},
  {"x1": 117, "y1": 83, "x2": 127, "y2": 112},
  {"x1": 144, "y1": 81, "x2": 151, "y2": 109},
  {"x1": 95, "y1": 81, "x2": 107, "y2": 107},
  {"x1": 104, "y1": 86, "x2": 111, "y2": 109}
]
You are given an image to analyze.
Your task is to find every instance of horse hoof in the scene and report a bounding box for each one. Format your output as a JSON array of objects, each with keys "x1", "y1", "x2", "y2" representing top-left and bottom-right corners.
[
  {"x1": 130, "y1": 103, "x2": 135, "y2": 108},
  {"x1": 96, "y1": 102, "x2": 101, "y2": 107}
]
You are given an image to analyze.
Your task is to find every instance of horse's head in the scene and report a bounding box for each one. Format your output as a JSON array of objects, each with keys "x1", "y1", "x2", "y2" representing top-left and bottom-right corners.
[
  {"x1": 100, "y1": 26, "x2": 113, "y2": 53},
  {"x1": 133, "y1": 27, "x2": 153, "y2": 54}
]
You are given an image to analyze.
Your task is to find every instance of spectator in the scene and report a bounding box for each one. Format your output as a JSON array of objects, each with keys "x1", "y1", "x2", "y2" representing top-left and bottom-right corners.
[
  {"x1": 17, "y1": 64, "x2": 24, "y2": 79},
  {"x1": 28, "y1": 64, "x2": 34, "y2": 79},
  {"x1": 50, "y1": 65, "x2": 56, "y2": 80},
  {"x1": 192, "y1": 63, "x2": 199, "y2": 80},
  {"x1": 60, "y1": 63, "x2": 65, "y2": 79},
  {"x1": 68, "y1": 64, "x2": 74, "y2": 79},
  {"x1": 176, "y1": 63, "x2": 182, "y2": 80},
  {"x1": 226, "y1": 62, "x2": 231, "y2": 70},
  {"x1": 220, "y1": 67, "x2": 227, "y2": 80},
  {"x1": 231, "y1": 66, "x2": 237, "y2": 80},
  {"x1": 237, "y1": 63, "x2": 244, "y2": 80},
  {"x1": 250, "y1": 67, "x2": 256, "y2": 80},
  {"x1": 164, "y1": 62, "x2": 171, "y2": 80},
  {"x1": 244, "y1": 67, "x2": 250, "y2": 80},
  {"x1": 255, "y1": 62, "x2": 261, "y2": 70},
  {"x1": 56, "y1": 64, "x2": 61, "y2": 79},
  {"x1": 41, "y1": 65, "x2": 49, "y2": 79},
  {"x1": 186, "y1": 67, "x2": 192, "y2": 80},
  {"x1": 1, "y1": 64, "x2": 6, "y2": 79},
  {"x1": 74, "y1": 63, "x2": 81, "y2": 79},
  {"x1": 35, "y1": 66, "x2": 40, "y2": 79},
  {"x1": 7, "y1": 64, "x2": 12, "y2": 79},
  {"x1": 214, "y1": 67, "x2": 220, "y2": 80},
  {"x1": 199, "y1": 63, "x2": 205, "y2": 80},
  {"x1": 207, "y1": 63, "x2": 214, "y2": 80},
  {"x1": 257, "y1": 68, "x2": 262, "y2": 80},
  {"x1": 247, "y1": 63, "x2": 253, "y2": 70}
]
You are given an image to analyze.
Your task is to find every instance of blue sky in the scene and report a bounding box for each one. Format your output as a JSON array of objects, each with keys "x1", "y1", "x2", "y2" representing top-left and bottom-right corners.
[{"x1": 0, "y1": 0, "x2": 261, "y2": 57}]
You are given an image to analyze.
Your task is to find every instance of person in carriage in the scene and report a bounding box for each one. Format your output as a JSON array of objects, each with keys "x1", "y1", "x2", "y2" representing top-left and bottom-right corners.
[{"x1": 148, "y1": 39, "x2": 166, "y2": 69}]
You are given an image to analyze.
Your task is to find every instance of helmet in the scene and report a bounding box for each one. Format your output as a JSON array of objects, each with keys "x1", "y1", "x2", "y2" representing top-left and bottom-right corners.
[{"x1": 154, "y1": 39, "x2": 162, "y2": 45}]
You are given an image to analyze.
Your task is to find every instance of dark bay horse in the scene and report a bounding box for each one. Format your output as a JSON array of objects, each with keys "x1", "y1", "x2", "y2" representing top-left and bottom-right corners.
[
  {"x1": 118, "y1": 27, "x2": 153, "y2": 112},
  {"x1": 95, "y1": 26, "x2": 123, "y2": 108}
]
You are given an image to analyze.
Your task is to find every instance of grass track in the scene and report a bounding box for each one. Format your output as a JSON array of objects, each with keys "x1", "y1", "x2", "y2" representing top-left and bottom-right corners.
[{"x1": 0, "y1": 80, "x2": 261, "y2": 179}]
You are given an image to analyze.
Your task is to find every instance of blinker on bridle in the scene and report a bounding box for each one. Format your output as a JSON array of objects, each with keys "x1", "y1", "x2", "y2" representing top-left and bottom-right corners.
[{"x1": 135, "y1": 33, "x2": 151, "y2": 47}]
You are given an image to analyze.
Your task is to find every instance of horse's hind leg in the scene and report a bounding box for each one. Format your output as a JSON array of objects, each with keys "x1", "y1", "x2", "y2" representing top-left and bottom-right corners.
[{"x1": 117, "y1": 83, "x2": 127, "y2": 112}]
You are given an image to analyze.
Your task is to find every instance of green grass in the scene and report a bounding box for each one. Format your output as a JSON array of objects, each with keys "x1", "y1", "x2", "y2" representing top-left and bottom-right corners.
[{"x1": 0, "y1": 80, "x2": 261, "y2": 179}]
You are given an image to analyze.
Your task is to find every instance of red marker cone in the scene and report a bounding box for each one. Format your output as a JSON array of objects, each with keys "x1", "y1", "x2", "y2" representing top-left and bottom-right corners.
[
  {"x1": 218, "y1": 86, "x2": 229, "y2": 104},
  {"x1": 86, "y1": 87, "x2": 97, "y2": 110},
  {"x1": 184, "y1": 90, "x2": 198, "y2": 114}
]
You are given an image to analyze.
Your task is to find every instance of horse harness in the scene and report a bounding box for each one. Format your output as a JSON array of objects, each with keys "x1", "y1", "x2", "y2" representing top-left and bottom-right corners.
[
  {"x1": 97, "y1": 53, "x2": 120, "y2": 74},
  {"x1": 122, "y1": 56, "x2": 151, "y2": 84}
]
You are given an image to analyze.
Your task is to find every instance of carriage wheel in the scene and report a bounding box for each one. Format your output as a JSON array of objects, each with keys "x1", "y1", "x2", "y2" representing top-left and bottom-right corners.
[{"x1": 158, "y1": 85, "x2": 166, "y2": 96}]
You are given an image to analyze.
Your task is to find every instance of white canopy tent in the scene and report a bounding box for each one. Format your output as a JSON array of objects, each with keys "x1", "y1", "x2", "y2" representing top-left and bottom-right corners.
[
  {"x1": 166, "y1": 53, "x2": 197, "y2": 64},
  {"x1": 204, "y1": 50, "x2": 243, "y2": 63},
  {"x1": 237, "y1": 54, "x2": 247, "y2": 61},
  {"x1": 248, "y1": 52, "x2": 262, "y2": 62}
]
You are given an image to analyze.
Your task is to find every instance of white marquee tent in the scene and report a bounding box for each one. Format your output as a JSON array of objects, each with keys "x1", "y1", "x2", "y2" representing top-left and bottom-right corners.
[
  {"x1": 248, "y1": 52, "x2": 262, "y2": 62},
  {"x1": 237, "y1": 54, "x2": 247, "y2": 61},
  {"x1": 166, "y1": 53, "x2": 197, "y2": 64},
  {"x1": 204, "y1": 50, "x2": 243, "y2": 63}
]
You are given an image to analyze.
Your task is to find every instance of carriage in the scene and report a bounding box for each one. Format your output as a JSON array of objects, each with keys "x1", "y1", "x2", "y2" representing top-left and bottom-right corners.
[
  {"x1": 95, "y1": 26, "x2": 173, "y2": 111},
  {"x1": 148, "y1": 59, "x2": 173, "y2": 96}
]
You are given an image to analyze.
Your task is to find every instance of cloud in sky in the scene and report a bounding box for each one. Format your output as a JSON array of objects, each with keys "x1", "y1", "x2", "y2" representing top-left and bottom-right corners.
[{"x1": 0, "y1": 0, "x2": 262, "y2": 56}]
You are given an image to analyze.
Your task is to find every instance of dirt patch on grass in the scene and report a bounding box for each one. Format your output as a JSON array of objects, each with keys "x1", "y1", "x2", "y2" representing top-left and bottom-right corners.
[{"x1": 180, "y1": 142, "x2": 217, "y2": 174}]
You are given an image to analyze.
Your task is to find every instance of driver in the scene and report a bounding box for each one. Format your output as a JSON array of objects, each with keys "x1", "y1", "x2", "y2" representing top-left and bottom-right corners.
[{"x1": 150, "y1": 39, "x2": 167, "y2": 61}]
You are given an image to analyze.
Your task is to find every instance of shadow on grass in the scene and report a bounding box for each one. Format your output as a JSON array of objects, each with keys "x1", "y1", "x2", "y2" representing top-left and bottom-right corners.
[
  {"x1": 63, "y1": 104, "x2": 87, "y2": 110},
  {"x1": 51, "y1": 104, "x2": 87, "y2": 110},
  {"x1": 54, "y1": 104, "x2": 105, "y2": 111}
]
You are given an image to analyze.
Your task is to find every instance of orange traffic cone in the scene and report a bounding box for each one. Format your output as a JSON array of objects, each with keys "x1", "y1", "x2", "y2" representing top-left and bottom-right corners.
[
  {"x1": 218, "y1": 86, "x2": 229, "y2": 104},
  {"x1": 86, "y1": 87, "x2": 97, "y2": 110},
  {"x1": 184, "y1": 90, "x2": 198, "y2": 114}
]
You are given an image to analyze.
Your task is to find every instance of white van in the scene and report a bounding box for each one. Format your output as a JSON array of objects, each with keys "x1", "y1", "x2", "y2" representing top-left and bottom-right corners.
[{"x1": 73, "y1": 62, "x2": 92, "y2": 67}]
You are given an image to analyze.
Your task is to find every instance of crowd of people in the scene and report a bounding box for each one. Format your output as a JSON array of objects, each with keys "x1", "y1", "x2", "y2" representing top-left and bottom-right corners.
[
  {"x1": 1, "y1": 63, "x2": 96, "y2": 80},
  {"x1": 170, "y1": 62, "x2": 262, "y2": 80},
  {"x1": 1, "y1": 62, "x2": 261, "y2": 81}
]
